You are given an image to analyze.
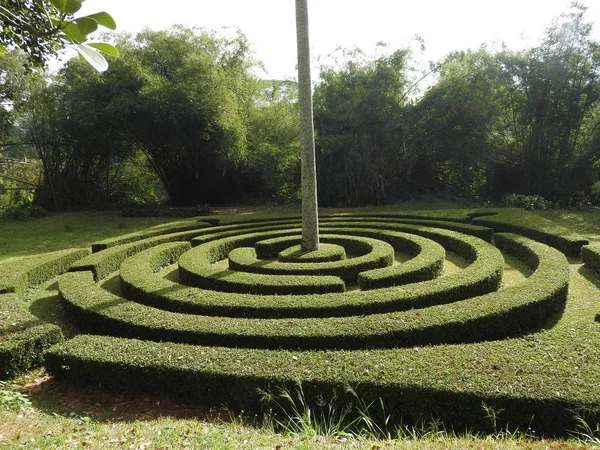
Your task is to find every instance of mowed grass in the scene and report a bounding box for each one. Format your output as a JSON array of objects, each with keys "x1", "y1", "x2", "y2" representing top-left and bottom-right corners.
[{"x1": 0, "y1": 205, "x2": 599, "y2": 449}]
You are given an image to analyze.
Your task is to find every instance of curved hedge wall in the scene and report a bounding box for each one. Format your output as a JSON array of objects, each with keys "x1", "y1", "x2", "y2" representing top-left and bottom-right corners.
[{"x1": 0, "y1": 208, "x2": 596, "y2": 436}]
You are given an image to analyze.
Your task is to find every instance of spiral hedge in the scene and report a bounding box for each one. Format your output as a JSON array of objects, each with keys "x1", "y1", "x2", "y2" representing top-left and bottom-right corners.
[{"x1": 1, "y1": 209, "x2": 599, "y2": 435}]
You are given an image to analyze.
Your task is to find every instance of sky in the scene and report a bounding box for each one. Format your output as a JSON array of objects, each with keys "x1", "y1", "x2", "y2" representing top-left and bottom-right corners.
[{"x1": 75, "y1": 0, "x2": 600, "y2": 81}]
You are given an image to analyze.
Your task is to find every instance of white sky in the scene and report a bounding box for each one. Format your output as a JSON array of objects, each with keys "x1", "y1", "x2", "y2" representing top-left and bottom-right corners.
[{"x1": 75, "y1": 0, "x2": 600, "y2": 80}]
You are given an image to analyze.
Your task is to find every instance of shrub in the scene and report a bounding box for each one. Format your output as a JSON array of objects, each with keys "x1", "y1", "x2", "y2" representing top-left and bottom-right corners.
[
  {"x1": 0, "y1": 248, "x2": 90, "y2": 294},
  {"x1": 0, "y1": 295, "x2": 63, "y2": 379},
  {"x1": 1, "y1": 205, "x2": 49, "y2": 221},
  {"x1": 502, "y1": 193, "x2": 552, "y2": 210},
  {"x1": 120, "y1": 205, "x2": 212, "y2": 218},
  {"x1": 472, "y1": 209, "x2": 588, "y2": 256},
  {"x1": 581, "y1": 243, "x2": 600, "y2": 276}
]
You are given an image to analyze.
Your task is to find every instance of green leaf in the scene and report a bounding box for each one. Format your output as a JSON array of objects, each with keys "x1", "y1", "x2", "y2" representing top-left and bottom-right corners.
[
  {"x1": 48, "y1": 0, "x2": 83, "y2": 15},
  {"x1": 74, "y1": 43, "x2": 108, "y2": 72},
  {"x1": 0, "y1": 44, "x2": 6, "y2": 56},
  {"x1": 87, "y1": 43, "x2": 119, "y2": 58},
  {"x1": 75, "y1": 17, "x2": 98, "y2": 38},
  {"x1": 61, "y1": 21, "x2": 85, "y2": 43},
  {"x1": 84, "y1": 12, "x2": 117, "y2": 30}
]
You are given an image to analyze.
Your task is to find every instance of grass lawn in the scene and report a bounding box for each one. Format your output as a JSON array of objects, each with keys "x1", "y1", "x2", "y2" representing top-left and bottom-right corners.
[{"x1": 0, "y1": 204, "x2": 598, "y2": 449}]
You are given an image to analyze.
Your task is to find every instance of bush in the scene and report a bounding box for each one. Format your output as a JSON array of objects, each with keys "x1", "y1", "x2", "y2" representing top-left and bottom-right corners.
[
  {"x1": 502, "y1": 193, "x2": 552, "y2": 210},
  {"x1": 472, "y1": 208, "x2": 588, "y2": 256},
  {"x1": 121, "y1": 205, "x2": 212, "y2": 218},
  {"x1": 0, "y1": 247, "x2": 90, "y2": 294},
  {"x1": 1, "y1": 205, "x2": 49, "y2": 221}
]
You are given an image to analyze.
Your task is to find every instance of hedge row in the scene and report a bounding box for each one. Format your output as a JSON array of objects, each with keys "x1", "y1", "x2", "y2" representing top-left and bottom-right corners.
[
  {"x1": 581, "y1": 243, "x2": 600, "y2": 276},
  {"x1": 72, "y1": 222, "x2": 299, "y2": 281},
  {"x1": 0, "y1": 294, "x2": 63, "y2": 379},
  {"x1": 255, "y1": 234, "x2": 368, "y2": 259},
  {"x1": 0, "y1": 248, "x2": 90, "y2": 294},
  {"x1": 321, "y1": 216, "x2": 494, "y2": 241},
  {"x1": 581, "y1": 243, "x2": 600, "y2": 323},
  {"x1": 90, "y1": 217, "x2": 303, "y2": 253},
  {"x1": 58, "y1": 232, "x2": 565, "y2": 349},
  {"x1": 250, "y1": 229, "x2": 446, "y2": 290},
  {"x1": 211, "y1": 210, "x2": 474, "y2": 227},
  {"x1": 47, "y1": 330, "x2": 598, "y2": 437},
  {"x1": 278, "y1": 243, "x2": 347, "y2": 262},
  {"x1": 119, "y1": 226, "x2": 502, "y2": 318},
  {"x1": 91, "y1": 219, "x2": 213, "y2": 252},
  {"x1": 223, "y1": 234, "x2": 394, "y2": 283},
  {"x1": 355, "y1": 232, "x2": 445, "y2": 290},
  {"x1": 471, "y1": 209, "x2": 588, "y2": 256}
]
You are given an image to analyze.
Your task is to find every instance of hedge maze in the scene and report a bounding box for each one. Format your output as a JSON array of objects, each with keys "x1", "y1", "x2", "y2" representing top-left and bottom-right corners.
[{"x1": 2, "y1": 209, "x2": 599, "y2": 435}]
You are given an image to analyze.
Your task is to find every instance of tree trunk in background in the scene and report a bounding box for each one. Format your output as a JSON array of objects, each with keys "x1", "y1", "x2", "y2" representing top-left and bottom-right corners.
[{"x1": 295, "y1": 0, "x2": 319, "y2": 251}]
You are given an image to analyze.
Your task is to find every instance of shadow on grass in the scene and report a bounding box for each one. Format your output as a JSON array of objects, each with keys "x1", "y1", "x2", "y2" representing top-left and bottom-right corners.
[{"x1": 20, "y1": 375, "x2": 223, "y2": 424}]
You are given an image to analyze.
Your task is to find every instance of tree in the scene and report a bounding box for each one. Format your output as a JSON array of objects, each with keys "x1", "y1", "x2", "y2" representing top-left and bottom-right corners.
[
  {"x1": 295, "y1": 0, "x2": 319, "y2": 251},
  {"x1": 490, "y1": 3, "x2": 600, "y2": 204},
  {"x1": 0, "y1": 0, "x2": 118, "y2": 71},
  {"x1": 241, "y1": 79, "x2": 301, "y2": 202},
  {"x1": 114, "y1": 27, "x2": 254, "y2": 205},
  {"x1": 411, "y1": 49, "x2": 503, "y2": 198},
  {"x1": 314, "y1": 47, "x2": 412, "y2": 206}
]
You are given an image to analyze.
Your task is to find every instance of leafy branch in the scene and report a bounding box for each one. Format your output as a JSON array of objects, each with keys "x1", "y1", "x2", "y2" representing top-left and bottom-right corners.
[{"x1": 0, "y1": 0, "x2": 119, "y2": 71}]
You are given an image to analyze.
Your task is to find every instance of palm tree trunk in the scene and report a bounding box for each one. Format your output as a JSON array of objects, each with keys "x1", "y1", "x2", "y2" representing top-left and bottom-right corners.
[{"x1": 295, "y1": 0, "x2": 319, "y2": 251}]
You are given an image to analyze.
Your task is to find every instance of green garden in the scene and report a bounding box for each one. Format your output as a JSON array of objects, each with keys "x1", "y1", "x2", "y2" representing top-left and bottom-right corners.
[
  {"x1": 0, "y1": 206, "x2": 598, "y2": 448},
  {"x1": 2, "y1": 0, "x2": 600, "y2": 447}
]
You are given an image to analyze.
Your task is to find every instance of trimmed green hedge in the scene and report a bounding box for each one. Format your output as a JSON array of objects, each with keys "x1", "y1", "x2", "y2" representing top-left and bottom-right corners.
[
  {"x1": 0, "y1": 248, "x2": 90, "y2": 294},
  {"x1": 91, "y1": 219, "x2": 213, "y2": 252},
  {"x1": 119, "y1": 226, "x2": 502, "y2": 318},
  {"x1": 35, "y1": 208, "x2": 600, "y2": 436},
  {"x1": 0, "y1": 294, "x2": 63, "y2": 379},
  {"x1": 582, "y1": 243, "x2": 600, "y2": 323},
  {"x1": 223, "y1": 234, "x2": 394, "y2": 283},
  {"x1": 357, "y1": 233, "x2": 445, "y2": 290},
  {"x1": 251, "y1": 230, "x2": 446, "y2": 290},
  {"x1": 472, "y1": 209, "x2": 588, "y2": 256},
  {"x1": 58, "y1": 233, "x2": 564, "y2": 349},
  {"x1": 278, "y1": 243, "x2": 346, "y2": 262},
  {"x1": 581, "y1": 242, "x2": 600, "y2": 275},
  {"x1": 78, "y1": 221, "x2": 307, "y2": 281},
  {"x1": 321, "y1": 216, "x2": 494, "y2": 241},
  {"x1": 46, "y1": 331, "x2": 598, "y2": 437}
]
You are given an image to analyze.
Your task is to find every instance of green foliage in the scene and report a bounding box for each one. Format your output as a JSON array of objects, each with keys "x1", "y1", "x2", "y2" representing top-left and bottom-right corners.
[
  {"x1": 472, "y1": 209, "x2": 588, "y2": 256},
  {"x1": 0, "y1": 0, "x2": 118, "y2": 71},
  {"x1": 215, "y1": 232, "x2": 394, "y2": 283},
  {"x1": 0, "y1": 247, "x2": 89, "y2": 293},
  {"x1": 581, "y1": 242, "x2": 600, "y2": 275},
  {"x1": 412, "y1": 49, "x2": 503, "y2": 197},
  {"x1": 59, "y1": 216, "x2": 572, "y2": 352},
  {"x1": 117, "y1": 221, "x2": 502, "y2": 319},
  {"x1": 1, "y1": 204, "x2": 48, "y2": 220},
  {"x1": 91, "y1": 218, "x2": 212, "y2": 252},
  {"x1": 0, "y1": 294, "x2": 63, "y2": 378},
  {"x1": 243, "y1": 80, "x2": 301, "y2": 202},
  {"x1": 71, "y1": 226, "x2": 215, "y2": 280},
  {"x1": 314, "y1": 47, "x2": 412, "y2": 206},
  {"x1": 501, "y1": 193, "x2": 552, "y2": 210},
  {"x1": 0, "y1": 381, "x2": 31, "y2": 410},
  {"x1": 0, "y1": 206, "x2": 592, "y2": 436},
  {"x1": 0, "y1": 158, "x2": 42, "y2": 212},
  {"x1": 277, "y1": 243, "x2": 347, "y2": 263}
]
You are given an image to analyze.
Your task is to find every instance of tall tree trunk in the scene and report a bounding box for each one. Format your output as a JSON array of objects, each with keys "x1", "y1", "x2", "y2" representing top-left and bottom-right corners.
[{"x1": 295, "y1": 0, "x2": 319, "y2": 251}]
